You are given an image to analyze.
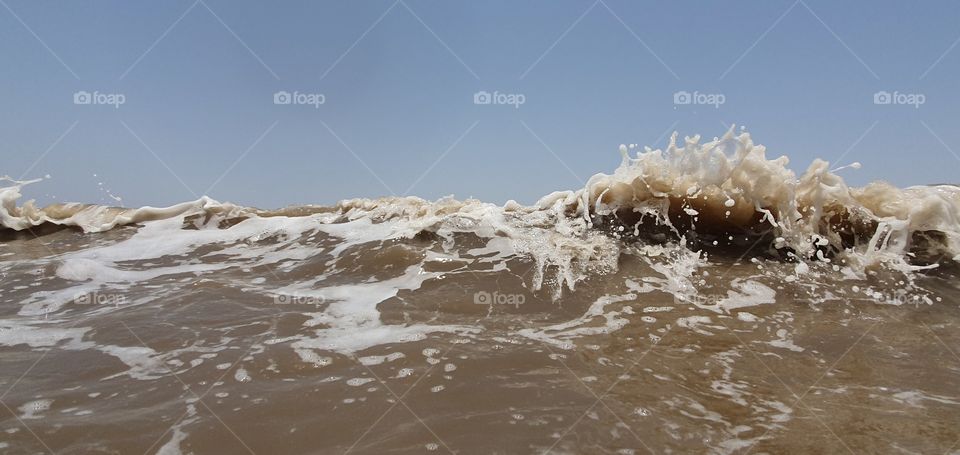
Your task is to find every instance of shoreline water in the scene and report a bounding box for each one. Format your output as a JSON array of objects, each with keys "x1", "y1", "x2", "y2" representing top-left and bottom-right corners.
[{"x1": 2, "y1": 130, "x2": 959, "y2": 453}]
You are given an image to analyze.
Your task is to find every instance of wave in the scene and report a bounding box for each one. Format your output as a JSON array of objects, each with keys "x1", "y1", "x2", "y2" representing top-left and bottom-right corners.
[
  {"x1": 537, "y1": 127, "x2": 960, "y2": 268},
  {"x1": 3, "y1": 127, "x2": 959, "y2": 294}
]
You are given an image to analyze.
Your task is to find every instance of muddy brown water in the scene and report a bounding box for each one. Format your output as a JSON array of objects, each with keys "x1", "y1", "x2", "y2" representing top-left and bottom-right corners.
[{"x1": 1, "y1": 226, "x2": 958, "y2": 454}]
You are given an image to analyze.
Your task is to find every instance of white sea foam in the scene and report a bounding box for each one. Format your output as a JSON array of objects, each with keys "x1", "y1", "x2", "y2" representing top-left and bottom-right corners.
[
  {"x1": 3, "y1": 127, "x2": 959, "y2": 368},
  {"x1": 4, "y1": 128, "x2": 958, "y2": 295}
]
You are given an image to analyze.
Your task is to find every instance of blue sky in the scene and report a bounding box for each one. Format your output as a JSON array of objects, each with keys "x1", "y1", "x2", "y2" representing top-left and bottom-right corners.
[{"x1": 3, "y1": 0, "x2": 960, "y2": 208}]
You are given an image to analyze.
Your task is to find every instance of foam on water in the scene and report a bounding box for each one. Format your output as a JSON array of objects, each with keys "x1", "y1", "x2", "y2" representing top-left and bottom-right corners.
[
  {"x1": 284, "y1": 264, "x2": 480, "y2": 355},
  {"x1": 4, "y1": 128, "x2": 959, "y2": 292},
  {"x1": 2, "y1": 127, "x2": 958, "y2": 370}
]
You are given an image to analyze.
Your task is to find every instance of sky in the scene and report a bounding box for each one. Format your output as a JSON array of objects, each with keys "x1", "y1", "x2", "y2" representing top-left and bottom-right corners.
[{"x1": 3, "y1": 0, "x2": 960, "y2": 209}]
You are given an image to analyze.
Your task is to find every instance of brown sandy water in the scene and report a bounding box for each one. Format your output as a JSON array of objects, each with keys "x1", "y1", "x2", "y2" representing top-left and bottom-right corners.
[{"x1": 1, "y1": 221, "x2": 959, "y2": 455}]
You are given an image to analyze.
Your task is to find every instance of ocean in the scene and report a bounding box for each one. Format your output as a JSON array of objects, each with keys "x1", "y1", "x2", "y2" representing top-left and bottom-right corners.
[{"x1": 1, "y1": 130, "x2": 959, "y2": 454}]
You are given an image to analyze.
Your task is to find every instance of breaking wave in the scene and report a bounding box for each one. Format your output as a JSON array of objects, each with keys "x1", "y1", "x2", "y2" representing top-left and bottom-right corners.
[{"x1": 3, "y1": 127, "x2": 959, "y2": 296}]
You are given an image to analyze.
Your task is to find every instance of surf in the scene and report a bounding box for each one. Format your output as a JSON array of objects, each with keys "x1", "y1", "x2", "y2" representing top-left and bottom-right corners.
[{"x1": 3, "y1": 127, "x2": 958, "y2": 296}]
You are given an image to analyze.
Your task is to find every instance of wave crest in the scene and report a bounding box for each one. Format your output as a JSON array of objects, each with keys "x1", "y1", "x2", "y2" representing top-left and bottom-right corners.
[{"x1": 3, "y1": 127, "x2": 958, "y2": 294}]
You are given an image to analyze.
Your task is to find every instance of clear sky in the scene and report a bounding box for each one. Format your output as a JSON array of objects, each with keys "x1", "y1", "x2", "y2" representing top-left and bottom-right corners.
[{"x1": 3, "y1": 0, "x2": 960, "y2": 208}]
